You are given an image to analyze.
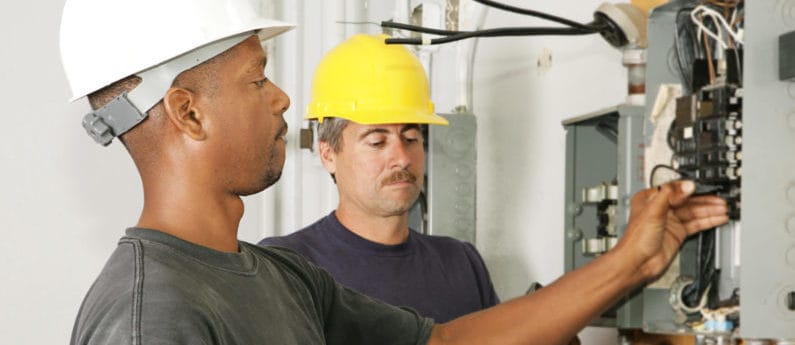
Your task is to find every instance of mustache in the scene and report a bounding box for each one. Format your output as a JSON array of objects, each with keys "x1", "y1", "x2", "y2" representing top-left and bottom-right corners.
[{"x1": 381, "y1": 170, "x2": 417, "y2": 186}]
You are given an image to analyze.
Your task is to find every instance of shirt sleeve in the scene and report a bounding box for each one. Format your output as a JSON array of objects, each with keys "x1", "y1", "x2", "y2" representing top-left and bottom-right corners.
[
  {"x1": 268, "y1": 247, "x2": 435, "y2": 345},
  {"x1": 462, "y1": 242, "x2": 501, "y2": 307}
]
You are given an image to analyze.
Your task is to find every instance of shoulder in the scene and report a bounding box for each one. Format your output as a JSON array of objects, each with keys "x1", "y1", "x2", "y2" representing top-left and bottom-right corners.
[
  {"x1": 413, "y1": 232, "x2": 481, "y2": 257},
  {"x1": 258, "y1": 228, "x2": 313, "y2": 251},
  {"x1": 412, "y1": 233, "x2": 491, "y2": 272},
  {"x1": 243, "y1": 243, "x2": 333, "y2": 290},
  {"x1": 72, "y1": 239, "x2": 215, "y2": 344},
  {"x1": 257, "y1": 216, "x2": 338, "y2": 262},
  {"x1": 247, "y1": 243, "x2": 314, "y2": 269},
  {"x1": 258, "y1": 217, "x2": 329, "y2": 249}
]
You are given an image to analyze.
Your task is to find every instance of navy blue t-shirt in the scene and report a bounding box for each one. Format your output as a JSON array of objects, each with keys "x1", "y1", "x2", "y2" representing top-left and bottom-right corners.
[{"x1": 259, "y1": 212, "x2": 499, "y2": 323}]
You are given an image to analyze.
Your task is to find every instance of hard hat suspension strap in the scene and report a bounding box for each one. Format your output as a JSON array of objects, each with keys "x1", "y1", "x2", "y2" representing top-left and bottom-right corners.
[{"x1": 81, "y1": 31, "x2": 255, "y2": 145}]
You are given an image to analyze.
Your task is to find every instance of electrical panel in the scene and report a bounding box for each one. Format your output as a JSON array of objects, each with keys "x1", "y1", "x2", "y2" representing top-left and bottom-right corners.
[
  {"x1": 408, "y1": 113, "x2": 477, "y2": 243},
  {"x1": 564, "y1": 0, "x2": 795, "y2": 343}
]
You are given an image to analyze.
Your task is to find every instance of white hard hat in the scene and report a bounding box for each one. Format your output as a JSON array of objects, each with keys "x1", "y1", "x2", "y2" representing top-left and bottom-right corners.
[{"x1": 59, "y1": 0, "x2": 295, "y2": 145}]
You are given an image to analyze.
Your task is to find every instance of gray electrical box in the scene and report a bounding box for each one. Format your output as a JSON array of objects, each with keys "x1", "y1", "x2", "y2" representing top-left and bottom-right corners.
[
  {"x1": 741, "y1": 0, "x2": 795, "y2": 339},
  {"x1": 408, "y1": 113, "x2": 477, "y2": 244},
  {"x1": 563, "y1": 104, "x2": 645, "y2": 328},
  {"x1": 426, "y1": 113, "x2": 477, "y2": 243}
]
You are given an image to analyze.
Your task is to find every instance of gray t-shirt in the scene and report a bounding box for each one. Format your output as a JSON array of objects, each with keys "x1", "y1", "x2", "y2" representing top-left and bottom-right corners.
[{"x1": 70, "y1": 228, "x2": 434, "y2": 344}]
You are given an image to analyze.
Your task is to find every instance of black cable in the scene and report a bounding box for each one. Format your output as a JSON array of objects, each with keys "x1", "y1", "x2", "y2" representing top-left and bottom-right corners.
[
  {"x1": 471, "y1": 0, "x2": 595, "y2": 31},
  {"x1": 382, "y1": 20, "x2": 593, "y2": 41},
  {"x1": 730, "y1": 6, "x2": 745, "y2": 85},
  {"x1": 674, "y1": 6, "x2": 696, "y2": 91},
  {"x1": 682, "y1": 228, "x2": 718, "y2": 310},
  {"x1": 381, "y1": 20, "x2": 462, "y2": 36},
  {"x1": 649, "y1": 164, "x2": 685, "y2": 188},
  {"x1": 385, "y1": 26, "x2": 593, "y2": 45},
  {"x1": 731, "y1": 46, "x2": 743, "y2": 84},
  {"x1": 336, "y1": 21, "x2": 382, "y2": 27}
]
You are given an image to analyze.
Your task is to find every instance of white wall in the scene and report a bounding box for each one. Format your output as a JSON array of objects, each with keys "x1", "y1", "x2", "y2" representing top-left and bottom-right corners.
[
  {"x1": 1, "y1": 0, "x2": 627, "y2": 343},
  {"x1": 470, "y1": 2, "x2": 625, "y2": 343}
]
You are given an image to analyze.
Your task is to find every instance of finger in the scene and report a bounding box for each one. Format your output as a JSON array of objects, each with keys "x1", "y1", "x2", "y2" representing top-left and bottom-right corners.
[
  {"x1": 672, "y1": 194, "x2": 728, "y2": 221},
  {"x1": 682, "y1": 195, "x2": 729, "y2": 206},
  {"x1": 673, "y1": 202, "x2": 729, "y2": 221},
  {"x1": 664, "y1": 180, "x2": 696, "y2": 207},
  {"x1": 681, "y1": 214, "x2": 730, "y2": 235}
]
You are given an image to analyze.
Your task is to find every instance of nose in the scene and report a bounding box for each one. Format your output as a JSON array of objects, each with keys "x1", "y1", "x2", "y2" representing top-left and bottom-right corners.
[
  {"x1": 389, "y1": 140, "x2": 412, "y2": 170},
  {"x1": 271, "y1": 82, "x2": 291, "y2": 116}
]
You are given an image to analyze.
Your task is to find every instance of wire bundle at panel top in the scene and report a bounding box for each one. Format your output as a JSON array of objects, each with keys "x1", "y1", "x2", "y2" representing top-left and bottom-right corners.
[
  {"x1": 382, "y1": 0, "x2": 598, "y2": 45},
  {"x1": 674, "y1": 0, "x2": 744, "y2": 88}
]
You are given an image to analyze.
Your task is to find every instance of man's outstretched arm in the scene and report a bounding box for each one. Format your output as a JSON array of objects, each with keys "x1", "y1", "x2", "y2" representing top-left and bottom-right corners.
[{"x1": 428, "y1": 180, "x2": 729, "y2": 345}]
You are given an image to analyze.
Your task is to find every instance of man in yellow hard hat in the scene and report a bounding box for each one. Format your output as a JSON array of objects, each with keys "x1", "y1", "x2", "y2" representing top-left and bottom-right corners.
[
  {"x1": 259, "y1": 34, "x2": 499, "y2": 323},
  {"x1": 60, "y1": 0, "x2": 729, "y2": 343}
]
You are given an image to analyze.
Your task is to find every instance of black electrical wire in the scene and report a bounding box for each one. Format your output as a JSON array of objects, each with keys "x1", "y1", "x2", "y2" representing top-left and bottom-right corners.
[
  {"x1": 732, "y1": 47, "x2": 743, "y2": 84},
  {"x1": 385, "y1": 26, "x2": 593, "y2": 45},
  {"x1": 382, "y1": 20, "x2": 594, "y2": 41},
  {"x1": 674, "y1": 6, "x2": 697, "y2": 92},
  {"x1": 471, "y1": 0, "x2": 595, "y2": 31},
  {"x1": 682, "y1": 228, "x2": 718, "y2": 310},
  {"x1": 381, "y1": 20, "x2": 463, "y2": 36},
  {"x1": 729, "y1": 5, "x2": 745, "y2": 84},
  {"x1": 649, "y1": 164, "x2": 685, "y2": 188}
]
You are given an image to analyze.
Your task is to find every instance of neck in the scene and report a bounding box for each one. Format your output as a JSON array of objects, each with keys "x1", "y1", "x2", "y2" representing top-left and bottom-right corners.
[
  {"x1": 136, "y1": 171, "x2": 244, "y2": 253},
  {"x1": 334, "y1": 205, "x2": 410, "y2": 245}
]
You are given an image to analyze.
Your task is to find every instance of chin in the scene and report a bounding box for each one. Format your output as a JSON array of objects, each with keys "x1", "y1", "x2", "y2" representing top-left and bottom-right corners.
[{"x1": 233, "y1": 169, "x2": 283, "y2": 196}]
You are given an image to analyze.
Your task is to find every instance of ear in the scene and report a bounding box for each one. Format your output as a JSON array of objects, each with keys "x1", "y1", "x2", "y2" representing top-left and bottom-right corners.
[
  {"x1": 162, "y1": 87, "x2": 206, "y2": 141},
  {"x1": 318, "y1": 141, "x2": 337, "y2": 174}
]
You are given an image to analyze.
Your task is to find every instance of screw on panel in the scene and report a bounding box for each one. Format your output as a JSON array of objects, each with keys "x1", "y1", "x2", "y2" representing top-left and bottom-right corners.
[
  {"x1": 788, "y1": 291, "x2": 795, "y2": 311},
  {"x1": 568, "y1": 203, "x2": 583, "y2": 216},
  {"x1": 566, "y1": 228, "x2": 583, "y2": 242}
]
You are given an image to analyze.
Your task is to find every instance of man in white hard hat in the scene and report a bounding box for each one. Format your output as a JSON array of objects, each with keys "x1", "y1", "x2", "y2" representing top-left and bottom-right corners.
[
  {"x1": 61, "y1": 0, "x2": 729, "y2": 344},
  {"x1": 260, "y1": 34, "x2": 500, "y2": 323}
]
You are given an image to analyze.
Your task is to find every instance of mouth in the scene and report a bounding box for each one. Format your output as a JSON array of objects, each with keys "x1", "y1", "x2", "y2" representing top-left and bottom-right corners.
[{"x1": 277, "y1": 122, "x2": 289, "y2": 142}]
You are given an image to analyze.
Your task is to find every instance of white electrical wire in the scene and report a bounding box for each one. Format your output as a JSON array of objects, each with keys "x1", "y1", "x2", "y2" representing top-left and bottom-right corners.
[{"x1": 690, "y1": 5, "x2": 744, "y2": 50}]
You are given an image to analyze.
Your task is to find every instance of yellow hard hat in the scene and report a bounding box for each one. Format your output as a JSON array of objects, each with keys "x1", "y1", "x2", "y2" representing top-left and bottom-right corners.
[{"x1": 306, "y1": 34, "x2": 449, "y2": 126}]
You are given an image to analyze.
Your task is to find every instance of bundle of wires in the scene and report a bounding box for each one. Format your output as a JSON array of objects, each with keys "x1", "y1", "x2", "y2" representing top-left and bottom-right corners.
[
  {"x1": 382, "y1": 0, "x2": 598, "y2": 45},
  {"x1": 674, "y1": 0, "x2": 744, "y2": 90}
]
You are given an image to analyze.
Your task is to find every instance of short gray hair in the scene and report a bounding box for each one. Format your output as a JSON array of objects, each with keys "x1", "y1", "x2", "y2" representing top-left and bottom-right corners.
[{"x1": 316, "y1": 117, "x2": 350, "y2": 152}]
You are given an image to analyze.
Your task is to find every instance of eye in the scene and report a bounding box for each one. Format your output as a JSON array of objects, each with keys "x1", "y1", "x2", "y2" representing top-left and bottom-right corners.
[
  {"x1": 403, "y1": 130, "x2": 422, "y2": 144},
  {"x1": 368, "y1": 140, "x2": 385, "y2": 148},
  {"x1": 254, "y1": 78, "x2": 269, "y2": 88}
]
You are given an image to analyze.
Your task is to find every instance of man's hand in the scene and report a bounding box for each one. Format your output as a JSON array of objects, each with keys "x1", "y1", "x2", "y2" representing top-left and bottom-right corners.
[{"x1": 617, "y1": 180, "x2": 729, "y2": 282}]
